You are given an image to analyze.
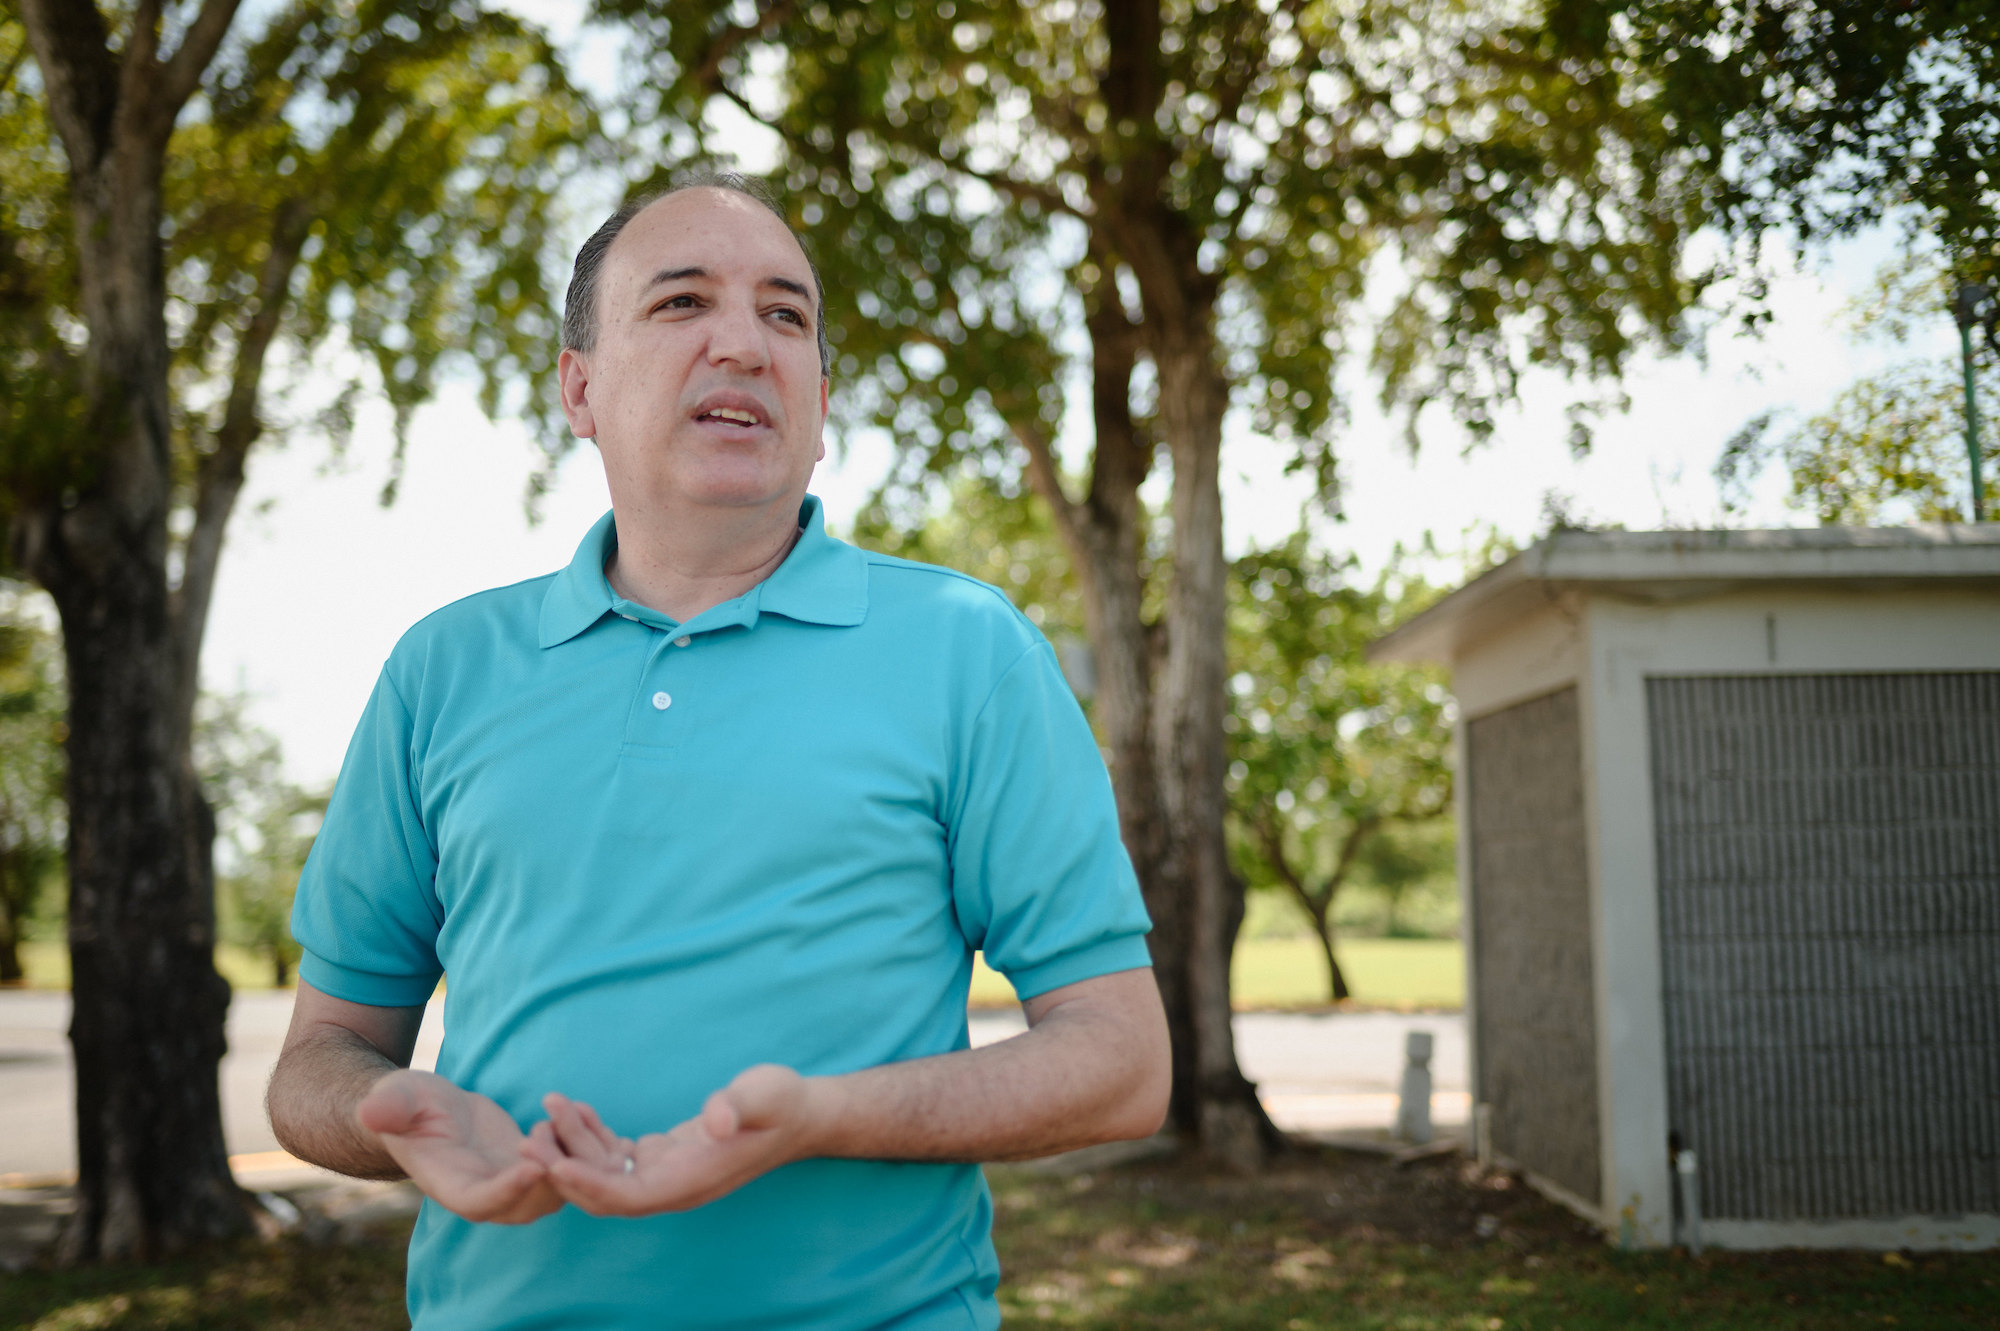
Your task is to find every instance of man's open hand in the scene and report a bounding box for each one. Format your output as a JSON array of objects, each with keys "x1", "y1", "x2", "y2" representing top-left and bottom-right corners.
[
  {"x1": 524, "y1": 1064, "x2": 820, "y2": 1217},
  {"x1": 357, "y1": 1069, "x2": 561, "y2": 1224}
]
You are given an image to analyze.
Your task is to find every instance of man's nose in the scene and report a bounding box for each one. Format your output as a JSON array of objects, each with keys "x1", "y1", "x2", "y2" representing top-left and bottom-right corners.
[{"x1": 703, "y1": 298, "x2": 770, "y2": 372}]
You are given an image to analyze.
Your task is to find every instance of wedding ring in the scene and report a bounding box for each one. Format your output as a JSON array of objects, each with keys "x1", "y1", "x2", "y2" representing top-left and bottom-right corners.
[{"x1": 622, "y1": 1154, "x2": 636, "y2": 1176}]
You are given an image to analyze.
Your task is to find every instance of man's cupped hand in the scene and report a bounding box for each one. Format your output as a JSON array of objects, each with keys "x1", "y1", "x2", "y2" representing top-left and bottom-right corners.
[
  {"x1": 356, "y1": 1070, "x2": 563, "y2": 1224},
  {"x1": 522, "y1": 1064, "x2": 819, "y2": 1217}
]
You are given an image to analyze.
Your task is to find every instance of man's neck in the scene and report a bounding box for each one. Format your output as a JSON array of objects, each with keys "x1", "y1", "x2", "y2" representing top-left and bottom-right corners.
[{"x1": 604, "y1": 499, "x2": 806, "y2": 624}]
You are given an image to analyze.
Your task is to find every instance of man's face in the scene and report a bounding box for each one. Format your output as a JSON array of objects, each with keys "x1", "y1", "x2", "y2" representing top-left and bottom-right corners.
[{"x1": 558, "y1": 189, "x2": 828, "y2": 522}]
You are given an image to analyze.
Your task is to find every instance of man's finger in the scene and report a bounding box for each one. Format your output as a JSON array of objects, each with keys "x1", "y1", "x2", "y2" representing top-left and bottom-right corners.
[
  {"x1": 559, "y1": 1095, "x2": 624, "y2": 1155},
  {"x1": 448, "y1": 1156, "x2": 552, "y2": 1223},
  {"x1": 544, "y1": 1094, "x2": 625, "y2": 1166},
  {"x1": 490, "y1": 1183, "x2": 564, "y2": 1226},
  {"x1": 548, "y1": 1156, "x2": 646, "y2": 1217},
  {"x1": 701, "y1": 1091, "x2": 741, "y2": 1140},
  {"x1": 521, "y1": 1119, "x2": 563, "y2": 1168}
]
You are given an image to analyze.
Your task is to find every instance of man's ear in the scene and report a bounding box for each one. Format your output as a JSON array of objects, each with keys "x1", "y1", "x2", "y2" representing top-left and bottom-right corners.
[
  {"x1": 558, "y1": 347, "x2": 596, "y2": 439},
  {"x1": 814, "y1": 377, "x2": 829, "y2": 462}
]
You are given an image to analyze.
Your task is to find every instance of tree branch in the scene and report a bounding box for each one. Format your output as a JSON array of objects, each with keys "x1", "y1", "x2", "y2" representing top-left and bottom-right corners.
[
  {"x1": 1252, "y1": 808, "x2": 1325, "y2": 925},
  {"x1": 153, "y1": 0, "x2": 243, "y2": 122},
  {"x1": 13, "y1": 0, "x2": 118, "y2": 172},
  {"x1": 1010, "y1": 417, "x2": 1085, "y2": 551},
  {"x1": 1323, "y1": 814, "x2": 1379, "y2": 899},
  {"x1": 685, "y1": 0, "x2": 794, "y2": 96},
  {"x1": 946, "y1": 156, "x2": 1082, "y2": 222},
  {"x1": 120, "y1": 0, "x2": 165, "y2": 91},
  {"x1": 169, "y1": 195, "x2": 311, "y2": 745},
  {"x1": 698, "y1": 34, "x2": 1083, "y2": 226}
]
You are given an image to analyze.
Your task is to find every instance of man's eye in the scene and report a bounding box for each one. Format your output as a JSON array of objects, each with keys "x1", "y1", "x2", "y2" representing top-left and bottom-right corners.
[
  {"x1": 655, "y1": 294, "x2": 698, "y2": 313},
  {"x1": 771, "y1": 307, "x2": 807, "y2": 327}
]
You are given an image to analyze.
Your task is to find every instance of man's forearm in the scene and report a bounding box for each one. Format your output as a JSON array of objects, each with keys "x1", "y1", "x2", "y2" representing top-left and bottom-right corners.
[
  {"x1": 267, "y1": 1024, "x2": 409, "y2": 1180},
  {"x1": 803, "y1": 968, "x2": 1171, "y2": 1164}
]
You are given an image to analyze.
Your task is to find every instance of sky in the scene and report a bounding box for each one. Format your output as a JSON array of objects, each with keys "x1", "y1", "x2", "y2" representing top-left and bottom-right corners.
[{"x1": 184, "y1": 6, "x2": 1961, "y2": 790}]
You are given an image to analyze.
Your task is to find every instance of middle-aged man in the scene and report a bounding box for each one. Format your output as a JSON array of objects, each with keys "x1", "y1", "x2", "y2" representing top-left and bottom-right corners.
[{"x1": 266, "y1": 175, "x2": 1171, "y2": 1330}]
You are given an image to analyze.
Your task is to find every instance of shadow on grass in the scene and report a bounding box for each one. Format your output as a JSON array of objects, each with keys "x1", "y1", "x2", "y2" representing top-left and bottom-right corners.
[
  {"x1": 0, "y1": 1227, "x2": 412, "y2": 1331},
  {"x1": 3, "y1": 1150, "x2": 1996, "y2": 1329},
  {"x1": 988, "y1": 1149, "x2": 2000, "y2": 1330}
]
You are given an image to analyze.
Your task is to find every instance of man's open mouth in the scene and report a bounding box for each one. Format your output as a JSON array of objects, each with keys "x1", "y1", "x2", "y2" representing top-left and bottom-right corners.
[{"x1": 700, "y1": 406, "x2": 764, "y2": 428}]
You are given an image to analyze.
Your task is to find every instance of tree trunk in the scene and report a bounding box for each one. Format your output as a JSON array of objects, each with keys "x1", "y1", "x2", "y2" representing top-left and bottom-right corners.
[
  {"x1": 1080, "y1": 0, "x2": 1279, "y2": 1167},
  {"x1": 1312, "y1": 912, "x2": 1351, "y2": 1004},
  {"x1": 0, "y1": 847, "x2": 27, "y2": 983},
  {"x1": 1017, "y1": 297, "x2": 1199, "y2": 1130},
  {"x1": 1151, "y1": 325, "x2": 1271, "y2": 1170},
  {"x1": 45, "y1": 557, "x2": 241, "y2": 1261},
  {"x1": 12, "y1": 0, "x2": 250, "y2": 1260}
]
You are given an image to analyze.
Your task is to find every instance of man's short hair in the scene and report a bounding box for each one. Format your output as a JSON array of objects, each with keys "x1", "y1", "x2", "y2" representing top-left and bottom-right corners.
[{"x1": 563, "y1": 171, "x2": 832, "y2": 379}]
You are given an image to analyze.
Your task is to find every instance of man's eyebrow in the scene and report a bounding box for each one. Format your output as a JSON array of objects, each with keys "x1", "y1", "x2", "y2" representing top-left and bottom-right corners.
[
  {"x1": 640, "y1": 268, "x2": 814, "y2": 310},
  {"x1": 644, "y1": 266, "x2": 708, "y2": 291},
  {"x1": 764, "y1": 276, "x2": 814, "y2": 307}
]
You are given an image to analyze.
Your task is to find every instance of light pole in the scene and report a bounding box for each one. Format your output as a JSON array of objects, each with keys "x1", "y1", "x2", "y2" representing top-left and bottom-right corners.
[{"x1": 1951, "y1": 281, "x2": 1991, "y2": 522}]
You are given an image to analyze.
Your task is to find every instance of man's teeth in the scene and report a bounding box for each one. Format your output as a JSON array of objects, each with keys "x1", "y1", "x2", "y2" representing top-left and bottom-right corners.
[{"x1": 705, "y1": 408, "x2": 760, "y2": 425}]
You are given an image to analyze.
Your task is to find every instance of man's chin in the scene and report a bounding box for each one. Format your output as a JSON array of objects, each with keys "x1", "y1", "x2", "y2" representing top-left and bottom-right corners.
[{"x1": 667, "y1": 478, "x2": 810, "y2": 516}]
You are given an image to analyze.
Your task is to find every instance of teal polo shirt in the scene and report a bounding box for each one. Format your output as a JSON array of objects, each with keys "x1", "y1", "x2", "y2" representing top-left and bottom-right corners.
[{"x1": 292, "y1": 495, "x2": 1153, "y2": 1331}]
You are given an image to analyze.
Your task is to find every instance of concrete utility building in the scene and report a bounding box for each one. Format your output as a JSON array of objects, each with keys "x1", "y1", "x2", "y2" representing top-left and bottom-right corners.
[{"x1": 1372, "y1": 525, "x2": 2000, "y2": 1251}]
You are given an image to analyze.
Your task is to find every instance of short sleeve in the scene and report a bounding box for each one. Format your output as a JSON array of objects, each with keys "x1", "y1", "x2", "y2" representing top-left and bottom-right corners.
[
  {"x1": 291, "y1": 669, "x2": 446, "y2": 1007},
  {"x1": 946, "y1": 641, "x2": 1153, "y2": 999}
]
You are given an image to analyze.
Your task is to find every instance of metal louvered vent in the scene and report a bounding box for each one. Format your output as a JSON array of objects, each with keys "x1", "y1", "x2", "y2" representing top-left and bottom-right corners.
[
  {"x1": 1649, "y1": 673, "x2": 2000, "y2": 1221},
  {"x1": 1466, "y1": 686, "x2": 1601, "y2": 1204}
]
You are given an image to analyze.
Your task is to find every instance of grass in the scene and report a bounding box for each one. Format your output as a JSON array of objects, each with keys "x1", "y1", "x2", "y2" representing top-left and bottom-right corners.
[
  {"x1": 19, "y1": 937, "x2": 1464, "y2": 1011},
  {"x1": 984, "y1": 1153, "x2": 2000, "y2": 1329},
  {"x1": 972, "y1": 938, "x2": 1464, "y2": 1010},
  {"x1": 12, "y1": 942, "x2": 281, "y2": 993},
  {"x1": 0, "y1": 1230, "x2": 409, "y2": 1331},
  {"x1": 4, "y1": 1151, "x2": 1994, "y2": 1329}
]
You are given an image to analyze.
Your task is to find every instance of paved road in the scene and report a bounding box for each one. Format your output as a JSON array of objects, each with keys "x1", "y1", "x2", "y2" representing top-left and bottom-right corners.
[{"x1": 1, "y1": 991, "x2": 1465, "y2": 1180}]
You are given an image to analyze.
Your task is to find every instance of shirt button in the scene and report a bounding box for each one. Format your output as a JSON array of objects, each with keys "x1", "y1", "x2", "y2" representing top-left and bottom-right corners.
[
  {"x1": 674, "y1": 636, "x2": 691, "y2": 648},
  {"x1": 651, "y1": 691, "x2": 672, "y2": 710}
]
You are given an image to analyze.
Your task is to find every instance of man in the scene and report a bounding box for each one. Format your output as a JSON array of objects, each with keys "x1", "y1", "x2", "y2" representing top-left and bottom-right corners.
[{"x1": 266, "y1": 175, "x2": 1171, "y2": 1330}]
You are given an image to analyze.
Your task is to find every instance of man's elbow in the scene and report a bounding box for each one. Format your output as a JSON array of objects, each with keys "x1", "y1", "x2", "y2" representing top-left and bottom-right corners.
[
  {"x1": 1099, "y1": 1012, "x2": 1173, "y2": 1142},
  {"x1": 1104, "y1": 1072, "x2": 1171, "y2": 1142}
]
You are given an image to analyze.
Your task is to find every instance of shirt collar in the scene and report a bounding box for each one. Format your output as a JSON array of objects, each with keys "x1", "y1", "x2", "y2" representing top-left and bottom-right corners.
[{"x1": 537, "y1": 495, "x2": 869, "y2": 649}]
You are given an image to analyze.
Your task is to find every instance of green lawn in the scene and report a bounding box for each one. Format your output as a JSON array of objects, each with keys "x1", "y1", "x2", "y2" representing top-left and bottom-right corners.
[
  {"x1": 12, "y1": 942, "x2": 281, "y2": 992},
  {"x1": 972, "y1": 937, "x2": 1463, "y2": 1010},
  {"x1": 5, "y1": 1150, "x2": 1993, "y2": 1330},
  {"x1": 14, "y1": 936, "x2": 1463, "y2": 1012},
  {"x1": 985, "y1": 1153, "x2": 2000, "y2": 1330}
]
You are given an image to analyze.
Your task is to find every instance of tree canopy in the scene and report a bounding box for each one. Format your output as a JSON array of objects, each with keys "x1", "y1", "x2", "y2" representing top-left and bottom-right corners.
[
  {"x1": 1576, "y1": 0, "x2": 1999, "y2": 279},
  {"x1": 1716, "y1": 256, "x2": 1999, "y2": 522}
]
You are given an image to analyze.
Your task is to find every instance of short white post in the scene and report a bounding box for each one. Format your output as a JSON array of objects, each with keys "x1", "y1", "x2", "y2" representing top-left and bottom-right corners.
[
  {"x1": 1674, "y1": 1149, "x2": 1703, "y2": 1255},
  {"x1": 1396, "y1": 1029, "x2": 1434, "y2": 1144}
]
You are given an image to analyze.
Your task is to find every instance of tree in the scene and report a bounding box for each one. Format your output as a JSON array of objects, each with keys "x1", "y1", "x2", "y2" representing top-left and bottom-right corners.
[
  {"x1": 1575, "y1": 1, "x2": 1999, "y2": 277},
  {"x1": 1569, "y1": 3, "x2": 2000, "y2": 518},
  {"x1": 612, "y1": 0, "x2": 1716, "y2": 1167},
  {"x1": 194, "y1": 690, "x2": 321, "y2": 989},
  {"x1": 219, "y1": 787, "x2": 322, "y2": 989},
  {"x1": 1716, "y1": 257, "x2": 2000, "y2": 523},
  {"x1": 852, "y1": 473, "x2": 1087, "y2": 650},
  {"x1": 0, "y1": 579, "x2": 64, "y2": 984},
  {"x1": 1225, "y1": 538, "x2": 1451, "y2": 1002},
  {"x1": 0, "y1": 2, "x2": 591, "y2": 1259}
]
